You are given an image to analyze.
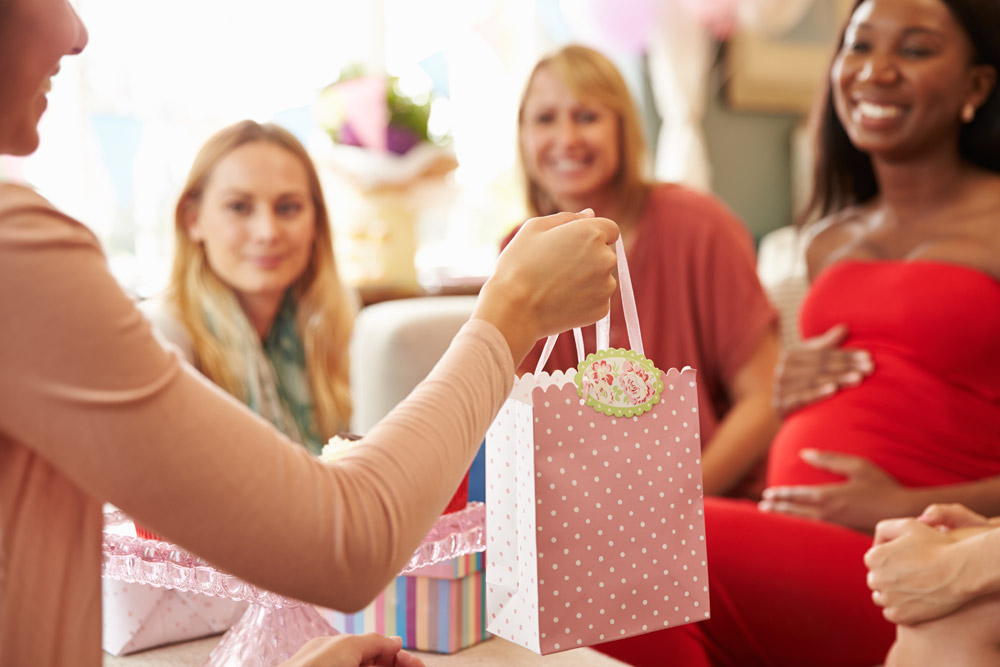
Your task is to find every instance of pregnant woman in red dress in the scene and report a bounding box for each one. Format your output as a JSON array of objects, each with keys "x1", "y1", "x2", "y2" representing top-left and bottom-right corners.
[{"x1": 596, "y1": 0, "x2": 1000, "y2": 664}]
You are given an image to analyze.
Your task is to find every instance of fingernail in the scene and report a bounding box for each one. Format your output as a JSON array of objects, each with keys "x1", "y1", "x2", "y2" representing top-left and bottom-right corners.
[
  {"x1": 577, "y1": 208, "x2": 594, "y2": 216},
  {"x1": 819, "y1": 382, "x2": 837, "y2": 395},
  {"x1": 842, "y1": 371, "x2": 863, "y2": 384},
  {"x1": 758, "y1": 500, "x2": 773, "y2": 512},
  {"x1": 800, "y1": 448, "x2": 820, "y2": 460},
  {"x1": 854, "y1": 351, "x2": 873, "y2": 371}
]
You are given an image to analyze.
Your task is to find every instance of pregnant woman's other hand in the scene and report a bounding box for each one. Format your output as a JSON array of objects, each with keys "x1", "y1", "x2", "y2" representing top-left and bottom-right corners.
[{"x1": 774, "y1": 324, "x2": 873, "y2": 417}]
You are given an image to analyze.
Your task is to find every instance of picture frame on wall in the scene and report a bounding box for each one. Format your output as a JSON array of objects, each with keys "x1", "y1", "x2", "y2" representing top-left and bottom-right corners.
[{"x1": 725, "y1": 0, "x2": 854, "y2": 115}]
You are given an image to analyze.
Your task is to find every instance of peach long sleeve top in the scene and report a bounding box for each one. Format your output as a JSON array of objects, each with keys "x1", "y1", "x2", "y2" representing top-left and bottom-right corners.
[{"x1": 0, "y1": 184, "x2": 514, "y2": 666}]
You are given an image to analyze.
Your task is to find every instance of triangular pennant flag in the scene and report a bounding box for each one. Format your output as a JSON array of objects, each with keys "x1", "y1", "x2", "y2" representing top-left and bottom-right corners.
[{"x1": 336, "y1": 75, "x2": 389, "y2": 152}]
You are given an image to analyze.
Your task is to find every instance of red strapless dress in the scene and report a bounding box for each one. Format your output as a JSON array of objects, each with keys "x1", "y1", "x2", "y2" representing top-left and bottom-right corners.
[
  {"x1": 770, "y1": 260, "x2": 1000, "y2": 487},
  {"x1": 595, "y1": 261, "x2": 1000, "y2": 667}
]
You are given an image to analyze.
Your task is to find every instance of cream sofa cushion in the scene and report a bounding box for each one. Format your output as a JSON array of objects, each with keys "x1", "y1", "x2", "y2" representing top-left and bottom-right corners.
[{"x1": 349, "y1": 295, "x2": 479, "y2": 434}]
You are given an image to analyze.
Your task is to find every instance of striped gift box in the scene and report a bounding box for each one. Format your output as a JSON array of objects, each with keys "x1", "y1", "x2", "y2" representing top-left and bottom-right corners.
[{"x1": 322, "y1": 553, "x2": 489, "y2": 653}]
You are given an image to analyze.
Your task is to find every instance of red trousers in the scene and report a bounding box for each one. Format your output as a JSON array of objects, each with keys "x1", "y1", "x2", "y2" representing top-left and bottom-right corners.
[{"x1": 594, "y1": 499, "x2": 895, "y2": 666}]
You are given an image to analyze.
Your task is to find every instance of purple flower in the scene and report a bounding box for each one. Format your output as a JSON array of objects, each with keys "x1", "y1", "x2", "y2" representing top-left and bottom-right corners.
[
  {"x1": 338, "y1": 123, "x2": 364, "y2": 148},
  {"x1": 339, "y1": 122, "x2": 421, "y2": 154},
  {"x1": 387, "y1": 126, "x2": 421, "y2": 155}
]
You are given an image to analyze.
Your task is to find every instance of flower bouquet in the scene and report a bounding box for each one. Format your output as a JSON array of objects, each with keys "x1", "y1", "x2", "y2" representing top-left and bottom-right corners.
[{"x1": 314, "y1": 69, "x2": 458, "y2": 291}]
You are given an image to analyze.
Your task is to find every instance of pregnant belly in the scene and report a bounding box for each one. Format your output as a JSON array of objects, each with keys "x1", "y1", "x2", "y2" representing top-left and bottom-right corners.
[{"x1": 766, "y1": 355, "x2": 1000, "y2": 488}]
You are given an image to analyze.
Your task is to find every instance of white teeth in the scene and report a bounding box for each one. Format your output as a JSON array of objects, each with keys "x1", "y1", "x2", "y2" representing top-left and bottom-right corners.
[
  {"x1": 857, "y1": 101, "x2": 902, "y2": 119},
  {"x1": 552, "y1": 158, "x2": 587, "y2": 171}
]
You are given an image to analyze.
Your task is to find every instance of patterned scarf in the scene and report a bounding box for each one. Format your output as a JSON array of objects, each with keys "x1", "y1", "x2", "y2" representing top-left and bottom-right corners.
[{"x1": 217, "y1": 292, "x2": 322, "y2": 455}]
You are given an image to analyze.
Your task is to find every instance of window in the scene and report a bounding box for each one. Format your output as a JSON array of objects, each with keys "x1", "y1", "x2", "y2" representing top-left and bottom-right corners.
[{"x1": 14, "y1": 0, "x2": 552, "y2": 295}]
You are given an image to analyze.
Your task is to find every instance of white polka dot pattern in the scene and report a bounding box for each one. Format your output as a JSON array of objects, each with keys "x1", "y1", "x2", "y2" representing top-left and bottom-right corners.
[{"x1": 486, "y1": 367, "x2": 709, "y2": 655}]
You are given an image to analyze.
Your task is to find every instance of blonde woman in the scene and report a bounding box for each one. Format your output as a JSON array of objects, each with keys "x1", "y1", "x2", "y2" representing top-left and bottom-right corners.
[
  {"x1": 505, "y1": 44, "x2": 781, "y2": 498},
  {"x1": 143, "y1": 121, "x2": 354, "y2": 453}
]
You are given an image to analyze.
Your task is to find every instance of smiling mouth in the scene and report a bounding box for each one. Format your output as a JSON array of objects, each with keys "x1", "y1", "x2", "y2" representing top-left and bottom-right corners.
[
  {"x1": 549, "y1": 157, "x2": 591, "y2": 173},
  {"x1": 856, "y1": 100, "x2": 904, "y2": 120}
]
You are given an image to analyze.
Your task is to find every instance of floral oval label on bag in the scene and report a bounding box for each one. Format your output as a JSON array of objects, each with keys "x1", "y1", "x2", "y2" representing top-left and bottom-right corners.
[{"x1": 575, "y1": 349, "x2": 663, "y2": 417}]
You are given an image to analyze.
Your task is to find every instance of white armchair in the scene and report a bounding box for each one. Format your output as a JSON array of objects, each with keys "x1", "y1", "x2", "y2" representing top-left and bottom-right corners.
[
  {"x1": 757, "y1": 225, "x2": 809, "y2": 350},
  {"x1": 349, "y1": 295, "x2": 480, "y2": 434}
]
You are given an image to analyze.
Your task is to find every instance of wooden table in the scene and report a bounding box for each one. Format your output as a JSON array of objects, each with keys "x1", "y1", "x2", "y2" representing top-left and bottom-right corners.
[{"x1": 104, "y1": 634, "x2": 627, "y2": 666}]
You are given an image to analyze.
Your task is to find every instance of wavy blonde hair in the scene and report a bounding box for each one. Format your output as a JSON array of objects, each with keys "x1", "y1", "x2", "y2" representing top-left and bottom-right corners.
[
  {"x1": 169, "y1": 120, "x2": 352, "y2": 437},
  {"x1": 517, "y1": 44, "x2": 651, "y2": 219}
]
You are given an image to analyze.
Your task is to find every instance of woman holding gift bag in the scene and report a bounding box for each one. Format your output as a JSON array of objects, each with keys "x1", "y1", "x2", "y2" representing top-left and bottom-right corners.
[
  {"x1": 0, "y1": 1, "x2": 623, "y2": 665},
  {"x1": 596, "y1": 0, "x2": 1000, "y2": 664},
  {"x1": 505, "y1": 45, "x2": 781, "y2": 499},
  {"x1": 141, "y1": 120, "x2": 355, "y2": 456}
]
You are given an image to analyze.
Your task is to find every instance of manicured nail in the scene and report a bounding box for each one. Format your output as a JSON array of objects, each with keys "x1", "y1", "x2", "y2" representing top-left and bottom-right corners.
[
  {"x1": 854, "y1": 351, "x2": 874, "y2": 371},
  {"x1": 800, "y1": 448, "x2": 820, "y2": 461},
  {"x1": 842, "y1": 371, "x2": 863, "y2": 384},
  {"x1": 578, "y1": 208, "x2": 594, "y2": 216}
]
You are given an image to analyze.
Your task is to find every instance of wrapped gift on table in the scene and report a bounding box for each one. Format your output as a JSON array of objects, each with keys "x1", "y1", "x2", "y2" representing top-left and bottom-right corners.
[
  {"x1": 318, "y1": 437, "x2": 484, "y2": 652},
  {"x1": 319, "y1": 552, "x2": 489, "y2": 654},
  {"x1": 102, "y1": 579, "x2": 247, "y2": 656},
  {"x1": 101, "y1": 511, "x2": 249, "y2": 656}
]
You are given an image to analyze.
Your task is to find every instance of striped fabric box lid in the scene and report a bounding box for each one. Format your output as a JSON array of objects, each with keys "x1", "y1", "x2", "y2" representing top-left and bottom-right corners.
[{"x1": 406, "y1": 551, "x2": 483, "y2": 579}]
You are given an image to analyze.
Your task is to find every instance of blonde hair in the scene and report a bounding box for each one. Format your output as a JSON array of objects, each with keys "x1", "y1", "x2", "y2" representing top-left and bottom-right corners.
[
  {"x1": 170, "y1": 120, "x2": 352, "y2": 437},
  {"x1": 517, "y1": 44, "x2": 651, "y2": 219}
]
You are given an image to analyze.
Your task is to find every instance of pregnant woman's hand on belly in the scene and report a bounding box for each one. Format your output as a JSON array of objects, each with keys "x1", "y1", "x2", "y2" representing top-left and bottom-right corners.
[
  {"x1": 774, "y1": 324, "x2": 874, "y2": 417},
  {"x1": 759, "y1": 449, "x2": 912, "y2": 533}
]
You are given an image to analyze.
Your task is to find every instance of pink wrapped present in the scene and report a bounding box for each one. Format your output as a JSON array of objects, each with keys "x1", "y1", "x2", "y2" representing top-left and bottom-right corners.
[
  {"x1": 319, "y1": 553, "x2": 489, "y2": 654},
  {"x1": 484, "y1": 239, "x2": 710, "y2": 654},
  {"x1": 102, "y1": 579, "x2": 247, "y2": 656}
]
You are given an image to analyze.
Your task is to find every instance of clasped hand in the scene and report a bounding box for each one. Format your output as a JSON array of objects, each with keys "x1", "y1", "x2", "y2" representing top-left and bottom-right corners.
[{"x1": 864, "y1": 504, "x2": 993, "y2": 626}]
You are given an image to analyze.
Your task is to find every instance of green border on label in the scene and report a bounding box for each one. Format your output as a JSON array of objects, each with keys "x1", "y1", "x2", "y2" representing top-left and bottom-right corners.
[{"x1": 574, "y1": 348, "x2": 663, "y2": 418}]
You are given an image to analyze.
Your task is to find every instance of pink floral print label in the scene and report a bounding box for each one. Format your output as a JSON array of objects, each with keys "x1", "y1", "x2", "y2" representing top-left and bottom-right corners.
[{"x1": 574, "y1": 349, "x2": 663, "y2": 417}]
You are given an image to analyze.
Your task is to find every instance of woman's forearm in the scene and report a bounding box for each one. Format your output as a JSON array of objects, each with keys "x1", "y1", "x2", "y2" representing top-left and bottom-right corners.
[
  {"x1": 702, "y1": 329, "x2": 781, "y2": 496},
  {"x1": 907, "y1": 477, "x2": 1000, "y2": 520},
  {"x1": 970, "y1": 527, "x2": 1000, "y2": 598},
  {"x1": 701, "y1": 393, "x2": 780, "y2": 496}
]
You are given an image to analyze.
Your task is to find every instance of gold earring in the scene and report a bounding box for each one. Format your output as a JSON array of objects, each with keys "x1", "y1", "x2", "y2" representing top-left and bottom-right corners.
[{"x1": 961, "y1": 102, "x2": 976, "y2": 123}]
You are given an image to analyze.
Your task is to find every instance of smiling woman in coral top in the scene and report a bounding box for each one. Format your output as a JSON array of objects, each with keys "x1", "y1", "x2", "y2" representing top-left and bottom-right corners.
[
  {"x1": 594, "y1": 0, "x2": 1000, "y2": 665},
  {"x1": 506, "y1": 45, "x2": 782, "y2": 500}
]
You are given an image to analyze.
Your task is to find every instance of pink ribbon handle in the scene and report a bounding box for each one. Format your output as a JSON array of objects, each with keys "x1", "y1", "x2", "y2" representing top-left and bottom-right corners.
[
  {"x1": 533, "y1": 237, "x2": 643, "y2": 376},
  {"x1": 533, "y1": 326, "x2": 585, "y2": 376}
]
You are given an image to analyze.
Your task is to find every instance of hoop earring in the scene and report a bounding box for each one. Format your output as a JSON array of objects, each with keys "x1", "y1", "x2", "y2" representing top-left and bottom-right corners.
[{"x1": 961, "y1": 102, "x2": 976, "y2": 124}]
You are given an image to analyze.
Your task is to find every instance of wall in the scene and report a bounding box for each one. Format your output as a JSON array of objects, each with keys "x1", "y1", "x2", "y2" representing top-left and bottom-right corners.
[{"x1": 704, "y1": 76, "x2": 805, "y2": 241}]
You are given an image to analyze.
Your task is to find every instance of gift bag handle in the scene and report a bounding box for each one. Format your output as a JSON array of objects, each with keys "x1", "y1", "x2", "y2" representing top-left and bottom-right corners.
[{"x1": 534, "y1": 238, "x2": 643, "y2": 376}]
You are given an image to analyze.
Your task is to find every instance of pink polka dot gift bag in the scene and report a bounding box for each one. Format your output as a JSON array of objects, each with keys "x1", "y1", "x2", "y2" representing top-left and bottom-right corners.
[{"x1": 485, "y1": 240, "x2": 709, "y2": 654}]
